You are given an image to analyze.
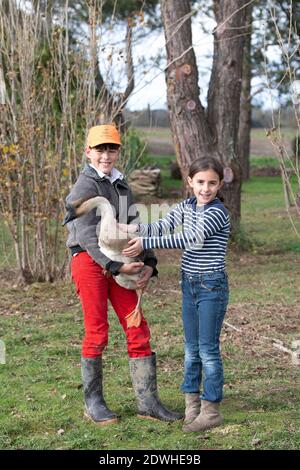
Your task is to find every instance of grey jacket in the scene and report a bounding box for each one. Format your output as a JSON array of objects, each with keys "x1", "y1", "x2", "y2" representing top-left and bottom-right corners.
[{"x1": 65, "y1": 164, "x2": 158, "y2": 276}]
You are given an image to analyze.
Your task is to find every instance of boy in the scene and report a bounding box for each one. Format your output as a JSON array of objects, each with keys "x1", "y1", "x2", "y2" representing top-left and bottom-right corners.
[{"x1": 64, "y1": 124, "x2": 182, "y2": 426}]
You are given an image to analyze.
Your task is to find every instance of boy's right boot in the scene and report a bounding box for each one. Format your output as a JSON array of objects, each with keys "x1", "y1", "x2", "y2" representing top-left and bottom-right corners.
[
  {"x1": 129, "y1": 353, "x2": 183, "y2": 422},
  {"x1": 81, "y1": 357, "x2": 118, "y2": 426},
  {"x1": 184, "y1": 393, "x2": 201, "y2": 425}
]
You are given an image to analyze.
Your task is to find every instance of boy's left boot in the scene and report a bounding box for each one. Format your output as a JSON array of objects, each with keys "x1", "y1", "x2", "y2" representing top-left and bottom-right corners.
[
  {"x1": 182, "y1": 399, "x2": 223, "y2": 432},
  {"x1": 81, "y1": 357, "x2": 118, "y2": 426},
  {"x1": 129, "y1": 353, "x2": 183, "y2": 422}
]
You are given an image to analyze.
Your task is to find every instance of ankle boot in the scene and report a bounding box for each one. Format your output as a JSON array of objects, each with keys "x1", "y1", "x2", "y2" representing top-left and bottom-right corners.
[
  {"x1": 129, "y1": 353, "x2": 183, "y2": 422},
  {"x1": 81, "y1": 357, "x2": 118, "y2": 426},
  {"x1": 182, "y1": 399, "x2": 223, "y2": 432},
  {"x1": 184, "y1": 393, "x2": 201, "y2": 425}
]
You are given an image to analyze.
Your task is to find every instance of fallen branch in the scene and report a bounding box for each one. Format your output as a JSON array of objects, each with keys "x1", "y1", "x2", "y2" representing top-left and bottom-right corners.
[
  {"x1": 223, "y1": 321, "x2": 300, "y2": 365},
  {"x1": 224, "y1": 321, "x2": 241, "y2": 332}
]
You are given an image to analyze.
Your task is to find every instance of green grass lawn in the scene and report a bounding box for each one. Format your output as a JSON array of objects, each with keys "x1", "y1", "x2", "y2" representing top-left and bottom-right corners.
[{"x1": 0, "y1": 170, "x2": 300, "y2": 450}]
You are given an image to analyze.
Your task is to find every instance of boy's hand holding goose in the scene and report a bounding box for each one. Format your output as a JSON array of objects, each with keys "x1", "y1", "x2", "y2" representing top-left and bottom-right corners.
[
  {"x1": 136, "y1": 265, "x2": 153, "y2": 289},
  {"x1": 119, "y1": 261, "x2": 144, "y2": 274}
]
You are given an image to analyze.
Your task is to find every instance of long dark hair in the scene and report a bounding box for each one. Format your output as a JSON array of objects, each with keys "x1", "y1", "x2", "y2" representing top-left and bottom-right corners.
[{"x1": 188, "y1": 157, "x2": 224, "y2": 201}]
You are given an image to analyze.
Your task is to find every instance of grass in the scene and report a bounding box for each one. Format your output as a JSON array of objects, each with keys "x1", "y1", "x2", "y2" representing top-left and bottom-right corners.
[
  {"x1": 250, "y1": 156, "x2": 280, "y2": 168},
  {"x1": 250, "y1": 127, "x2": 297, "y2": 141},
  {"x1": 241, "y1": 176, "x2": 300, "y2": 252},
  {"x1": 146, "y1": 153, "x2": 182, "y2": 196},
  {"x1": 1, "y1": 255, "x2": 299, "y2": 450},
  {"x1": 0, "y1": 163, "x2": 300, "y2": 450}
]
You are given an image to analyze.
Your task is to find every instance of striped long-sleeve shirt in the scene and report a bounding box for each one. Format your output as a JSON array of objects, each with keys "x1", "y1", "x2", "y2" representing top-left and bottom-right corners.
[{"x1": 139, "y1": 197, "x2": 230, "y2": 274}]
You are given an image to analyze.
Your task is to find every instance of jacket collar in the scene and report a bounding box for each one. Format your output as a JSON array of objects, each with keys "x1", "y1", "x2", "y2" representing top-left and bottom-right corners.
[
  {"x1": 81, "y1": 163, "x2": 129, "y2": 188},
  {"x1": 88, "y1": 164, "x2": 124, "y2": 183}
]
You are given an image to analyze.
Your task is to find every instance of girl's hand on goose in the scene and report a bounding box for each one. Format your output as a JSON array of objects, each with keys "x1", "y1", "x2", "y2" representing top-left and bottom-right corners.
[
  {"x1": 122, "y1": 237, "x2": 143, "y2": 257},
  {"x1": 119, "y1": 261, "x2": 144, "y2": 274},
  {"x1": 118, "y1": 223, "x2": 138, "y2": 234}
]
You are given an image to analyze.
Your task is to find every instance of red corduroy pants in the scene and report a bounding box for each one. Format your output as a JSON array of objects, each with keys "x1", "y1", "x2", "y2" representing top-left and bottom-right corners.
[{"x1": 71, "y1": 252, "x2": 152, "y2": 359}]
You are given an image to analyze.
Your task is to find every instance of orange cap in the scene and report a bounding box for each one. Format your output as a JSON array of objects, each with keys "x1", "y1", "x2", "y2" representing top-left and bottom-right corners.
[{"x1": 87, "y1": 125, "x2": 121, "y2": 147}]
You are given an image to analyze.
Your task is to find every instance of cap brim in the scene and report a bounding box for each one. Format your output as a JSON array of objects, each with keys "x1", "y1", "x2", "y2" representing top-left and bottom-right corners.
[{"x1": 90, "y1": 139, "x2": 121, "y2": 146}]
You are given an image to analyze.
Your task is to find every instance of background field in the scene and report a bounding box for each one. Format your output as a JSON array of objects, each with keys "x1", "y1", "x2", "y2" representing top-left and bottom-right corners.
[{"x1": 137, "y1": 127, "x2": 295, "y2": 158}]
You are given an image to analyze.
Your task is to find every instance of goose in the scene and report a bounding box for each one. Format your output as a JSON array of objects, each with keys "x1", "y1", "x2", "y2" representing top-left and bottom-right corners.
[{"x1": 63, "y1": 196, "x2": 145, "y2": 328}]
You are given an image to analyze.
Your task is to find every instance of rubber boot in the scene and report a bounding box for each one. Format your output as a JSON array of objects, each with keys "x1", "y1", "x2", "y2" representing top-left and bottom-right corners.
[
  {"x1": 183, "y1": 393, "x2": 201, "y2": 425},
  {"x1": 129, "y1": 353, "x2": 183, "y2": 422},
  {"x1": 81, "y1": 357, "x2": 118, "y2": 426},
  {"x1": 182, "y1": 399, "x2": 223, "y2": 432}
]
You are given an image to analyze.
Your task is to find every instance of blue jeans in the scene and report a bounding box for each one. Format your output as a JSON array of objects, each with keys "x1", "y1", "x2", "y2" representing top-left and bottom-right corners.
[{"x1": 181, "y1": 271, "x2": 229, "y2": 403}]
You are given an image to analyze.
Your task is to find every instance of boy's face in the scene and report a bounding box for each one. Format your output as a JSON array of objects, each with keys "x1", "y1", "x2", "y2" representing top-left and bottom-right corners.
[{"x1": 86, "y1": 143, "x2": 120, "y2": 176}]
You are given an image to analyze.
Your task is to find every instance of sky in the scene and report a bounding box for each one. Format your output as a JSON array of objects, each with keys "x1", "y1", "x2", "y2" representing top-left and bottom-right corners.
[
  {"x1": 99, "y1": 11, "x2": 216, "y2": 111},
  {"x1": 127, "y1": 20, "x2": 215, "y2": 111},
  {"x1": 98, "y1": 7, "x2": 282, "y2": 112},
  {"x1": 20, "y1": 0, "x2": 289, "y2": 112}
]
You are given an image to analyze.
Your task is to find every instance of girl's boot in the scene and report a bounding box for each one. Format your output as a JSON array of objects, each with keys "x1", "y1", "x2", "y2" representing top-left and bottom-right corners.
[
  {"x1": 184, "y1": 393, "x2": 201, "y2": 425},
  {"x1": 182, "y1": 399, "x2": 222, "y2": 432}
]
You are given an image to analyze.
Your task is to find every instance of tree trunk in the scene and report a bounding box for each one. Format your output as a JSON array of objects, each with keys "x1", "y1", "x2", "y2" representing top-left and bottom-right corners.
[
  {"x1": 160, "y1": 0, "x2": 214, "y2": 193},
  {"x1": 0, "y1": 61, "x2": 6, "y2": 105},
  {"x1": 238, "y1": 3, "x2": 253, "y2": 181},
  {"x1": 160, "y1": 0, "x2": 247, "y2": 233},
  {"x1": 207, "y1": 0, "x2": 247, "y2": 229}
]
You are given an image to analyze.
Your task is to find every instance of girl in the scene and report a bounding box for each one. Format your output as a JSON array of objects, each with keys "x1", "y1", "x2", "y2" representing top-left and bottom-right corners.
[{"x1": 121, "y1": 157, "x2": 230, "y2": 432}]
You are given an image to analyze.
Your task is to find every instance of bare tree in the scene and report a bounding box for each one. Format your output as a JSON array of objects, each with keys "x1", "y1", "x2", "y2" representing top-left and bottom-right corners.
[
  {"x1": 239, "y1": 0, "x2": 300, "y2": 181},
  {"x1": 264, "y1": 0, "x2": 300, "y2": 239},
  {"x1": 0, "y1": 1, "x2": 84, "y2": 282},
  {"x1": 0, "y1": 0, "x2": 144, "y2": 282},
  {"x1": 238, "y1": 2, "x2": 253, "y2": 181},
  {"x1": 160, "y1": 0, "x2": 248, "y2": 232}
]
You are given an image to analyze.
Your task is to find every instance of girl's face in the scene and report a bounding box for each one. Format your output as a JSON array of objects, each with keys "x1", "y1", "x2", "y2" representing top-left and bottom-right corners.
[{"x1": 187, "y1": 168, "x2": 223, "y2": 205}]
